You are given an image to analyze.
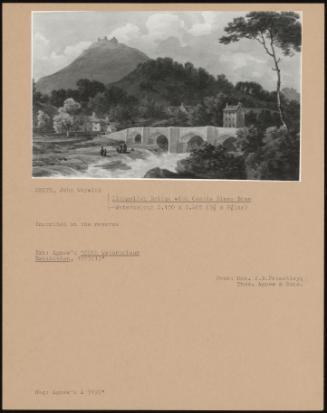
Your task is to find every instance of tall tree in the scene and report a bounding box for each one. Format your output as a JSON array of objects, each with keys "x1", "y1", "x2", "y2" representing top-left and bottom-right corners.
[
  {"x1": 36, "y1": 110, "x2": 51, "y2": 131},
  {"x1": 219, "y1": 12, "x2": 301, "y2": 129},
  {"x1": 53, "y1": 98, "x2": 81, "y2": 137}
]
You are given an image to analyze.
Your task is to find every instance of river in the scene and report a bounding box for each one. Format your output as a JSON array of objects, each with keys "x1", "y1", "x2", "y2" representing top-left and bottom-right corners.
[{"x1": 33, "y1": 143, "x2": 188, "y2": 179}]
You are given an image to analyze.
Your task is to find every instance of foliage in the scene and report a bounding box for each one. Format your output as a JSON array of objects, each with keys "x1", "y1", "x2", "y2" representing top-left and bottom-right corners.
[
  {"x1": 108, "y1": 104, "x2": 140, "y2": 129},
  {"x1": 216, "y1": 74, "x2": 234, "y2": 94},
  {"x1": 220, "y1": 12, "x2": 301, "y2": 54},
  {"x1": 87, "y1": 92, "x2": 108, "y2": 116},
  {"x1": 115, "y1": 57, "x2": 225, "y2": 106},
  {"x1": 235, "y1": 126, "x2": 299, "y2": 180},
  {"x1": 284, "y1": 100, "x2": 300, "y2": 133},
  {"x1": 36, "y1": 110, "x2": 51, "y2": 130},
  {"x1": 76, "y1": 79, "x2": 105, "y2": 103},
  {"x1": 53, "y1": 109, "x2": 74, "y2": 136},
  {"x1": 33, "y1": 80, "x2": 49, "y2": 105},
  {"x1": 235, "y1": 126, "x2": 263, "y2": 154},
  {"x1": 169, "y1": 107, "x2": 192, "y2": 126},
  {"x1": 53, "y1": 98, "x2": 81, "y2": 136},
  {"x1": 245, "y1": 109, "x2": 281, "y2": 131},
  {"x1": 177, "y1": 143, "x2": 246, "y2": 179},
  {"x1": 190, "y1": 93, "x2": 230, "y2": 126},
  {"x1": 50, "y1": 89, "x2": 69, "y2": 107},
  {"x1": 259, "y1": 126, "x2": 300, "y2": 180},
  {"x1": 220, "y1": 12, "x2": 302, "y2": 127},
  {"x1": 138, "y1": 97, "x2": 166, "y2": 120},
  {"x1": 62, "y1": 97, "x2": 81, "y2": 115}
]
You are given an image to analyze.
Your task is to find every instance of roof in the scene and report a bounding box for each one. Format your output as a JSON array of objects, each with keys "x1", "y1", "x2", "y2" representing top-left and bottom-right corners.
[{"x1": 224, "y1": 103, "x2": 243, "y2": 112}]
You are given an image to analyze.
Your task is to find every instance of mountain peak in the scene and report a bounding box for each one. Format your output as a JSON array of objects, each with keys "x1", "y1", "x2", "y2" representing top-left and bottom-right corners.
[
  {"x1": 95, "y1": 36, "x2": 118, "y2": 44},
  {"x1": 36, "y1": 36, "x2": 149, "y2": 94},
  {"x1": 89, "y1": 36, "x2": 120, "y2": 50}
]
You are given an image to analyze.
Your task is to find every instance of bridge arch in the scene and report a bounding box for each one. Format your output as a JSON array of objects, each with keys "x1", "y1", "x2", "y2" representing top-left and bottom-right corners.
[
  {"x1": 126, "y1": 129, "x2": 144, "y2": 146},
  {"x1": 134, "y1": 134, "x2": 142, "y2": 144},
  {"x1": 147, "y1": 131, "x2": 170, "y2": 152},
  {"x1": 222, "y1": 136, "x2": 237, "y2": 151},
  {"x1": 156, "y1": 134, "x2": 169, "y2": 151},
  {"x1": 176, "y1": 132, "x2": 206, "y2": 153}
]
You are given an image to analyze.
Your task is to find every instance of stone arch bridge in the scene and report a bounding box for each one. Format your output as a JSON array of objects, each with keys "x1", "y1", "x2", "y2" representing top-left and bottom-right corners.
[{"x1": 106, "y1": 126, "x2": 238, "y2": 153}]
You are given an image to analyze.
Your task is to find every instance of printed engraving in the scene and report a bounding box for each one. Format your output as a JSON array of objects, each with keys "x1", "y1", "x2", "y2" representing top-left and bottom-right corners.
[{"x1": 33, "y1": 11, "x2": 301, "y2": 180}]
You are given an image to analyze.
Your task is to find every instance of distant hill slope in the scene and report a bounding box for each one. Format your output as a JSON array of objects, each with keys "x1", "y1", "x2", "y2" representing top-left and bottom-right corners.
[
  {"x1": 112, "y1": 58, "x2": 224, "y2": 106},
  {"x1": 112, "y1": 57, "x2": 278, "y2": 109},
  {"x1": 36, "y1": 37, "x2": 149, "y2": 94},
  {"x1": 282, "y1": 87, "x2": 300, "y2": 103}
]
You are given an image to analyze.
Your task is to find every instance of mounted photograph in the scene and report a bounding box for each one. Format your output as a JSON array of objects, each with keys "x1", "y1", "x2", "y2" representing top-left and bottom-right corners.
[{"x1": 32, "y1": 11, "x2": 302, "y2": 180}]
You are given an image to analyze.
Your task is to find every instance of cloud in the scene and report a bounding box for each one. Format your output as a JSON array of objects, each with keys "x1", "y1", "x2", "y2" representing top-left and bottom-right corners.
[
  {"x1": 61, "y1": 40, "x2": 92, "y2": 59},
  {"x1": 107, "y1": 13, "x2": 188, "y2": 55},
  {"x1": 33, "y1": 37, "x2": 92, "y2": 80},
  {"x1": 220, "y1": 52, "x2": 266, "y2": 70},
  {"x1": 33, "y1": 32, "x2": 50, "y2": 59},
  {"x1": 109, "y1": 23, "x2": 141, "y2": 44},
  {"x1": 188, "y1": 12, "x2": 220, "y2": 36},
  {"x1": 32, "y1": 11, "x2": 301, "y2": 90},
  {"x1": 145, "y1": 13, "x2": 186, "y2": 43}
]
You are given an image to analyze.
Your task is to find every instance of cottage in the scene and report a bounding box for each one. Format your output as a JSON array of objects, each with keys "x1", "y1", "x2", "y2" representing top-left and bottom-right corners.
[
  {"x1": 223, "y1": 102, "x2": 245, "y2": 128},
  {"x1": 86, "y1": 113, "x2": 112, "y2": 133}
]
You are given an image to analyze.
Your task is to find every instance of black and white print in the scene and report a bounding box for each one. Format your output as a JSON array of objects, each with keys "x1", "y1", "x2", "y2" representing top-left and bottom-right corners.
[{"x1": 33, "y1": 11, "x2": 301, "y2": 180}]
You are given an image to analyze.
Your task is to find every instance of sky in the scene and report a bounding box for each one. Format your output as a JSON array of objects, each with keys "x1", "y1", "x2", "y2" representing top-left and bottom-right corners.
[{"x1": 33, "y1": 11, "x2": 301, "y2": 92}]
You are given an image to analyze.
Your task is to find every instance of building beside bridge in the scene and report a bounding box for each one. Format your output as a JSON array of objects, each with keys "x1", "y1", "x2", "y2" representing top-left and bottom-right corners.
[{"x1": 223, "y1": 103, "x2": 245, "y2": 128}]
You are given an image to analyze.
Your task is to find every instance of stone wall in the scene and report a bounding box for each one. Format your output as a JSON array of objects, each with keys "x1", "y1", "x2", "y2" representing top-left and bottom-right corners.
[{"x1": 106, "y1": 126, "x2": 238, "y2": 153}]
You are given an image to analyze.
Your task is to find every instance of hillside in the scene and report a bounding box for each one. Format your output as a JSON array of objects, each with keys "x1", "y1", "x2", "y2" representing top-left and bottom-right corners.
[
  {"x1": 36, "y1": 37, "x2": 149, "y2": 94},
  {"x1": 113, "y1": 58, "x2": 279, "y2": 110},
  {"x1": 113, "y1": 58, "x2": 227, "y2": 106}
]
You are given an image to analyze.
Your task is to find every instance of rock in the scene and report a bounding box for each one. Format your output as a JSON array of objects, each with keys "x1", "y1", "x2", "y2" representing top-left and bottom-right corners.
[
  {"x1": 144, "y1": 167, "x2": 179, "y2": 178},
  {"x1": 144, "y1": 167, "x2": 195, "y2": 179},
  {"x1": 96, "y1": 160, "x2": 131, "y2": 170}
]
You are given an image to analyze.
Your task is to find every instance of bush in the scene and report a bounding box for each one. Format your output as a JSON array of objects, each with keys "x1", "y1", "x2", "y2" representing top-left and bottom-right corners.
[{"x1": 176, "y1": 143, "x2": 246, "y2": 179}]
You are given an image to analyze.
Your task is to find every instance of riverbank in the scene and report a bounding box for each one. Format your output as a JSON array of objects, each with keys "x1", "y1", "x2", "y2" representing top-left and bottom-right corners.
[{"x1": 33, "y1": 134, "x2": 187, "y2": 178}]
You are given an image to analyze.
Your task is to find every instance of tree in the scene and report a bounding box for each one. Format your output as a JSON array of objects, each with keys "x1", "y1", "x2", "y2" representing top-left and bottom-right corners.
[
  {"x1": 216, "y1": 74, "x2": 234, "y2": 94},
  {"x1": 33, "y1": 80, "x2": 49, "y2": 105},
  {"x1": 191, "y1": 103, "x2": 210, "y2": 126},
  {"x1": 88, "y1": 92, "x2": 109, "y2": 116},
  {"x1": 76, "y1": 79, "x2": 105, "y2": 102},
  {"x1": 50, "y1": 89, "x2": 68, "y2": 107},
  {"x1": 259, "y1": 126, "x2": 300, "y2": 180},
  {"x1": 220, "y1": 12, "x2": 301, "y2": 129},
  {"x1": 235, "y1": 125, "x2": 263, "y2": 154},
  {"x1": 53, "y1": 98, "x2": 81, "y2": 137},
  {"x1": 36, "y1": 110, "x2": 51, "y2": 131},
  {"x1": 62, "y1": 97, "x2": 81, "y2": 115},
  {"x1": 176, "y1": 143, "x2": 246, "y2": 179},
  {"x1": 171, "y1": 108, "x2": 191, "y2": 126},
  {"x1": 235, "y1": 81, "x2": 265, "y2": 98},
  {"x1": 104, "y1": 86, "x2": 129, "y2": 106},
  {"x1": 190, "y1": 93, "x2": 230, "y2": 126},
  {"x1": 53, "y1": 109, "x2": 74, "y2": 137}
]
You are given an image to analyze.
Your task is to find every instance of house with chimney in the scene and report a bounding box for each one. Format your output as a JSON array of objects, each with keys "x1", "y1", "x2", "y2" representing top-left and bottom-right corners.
[{"x1": 223, "y1": 102, "x2": 245, "y2": 128}]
